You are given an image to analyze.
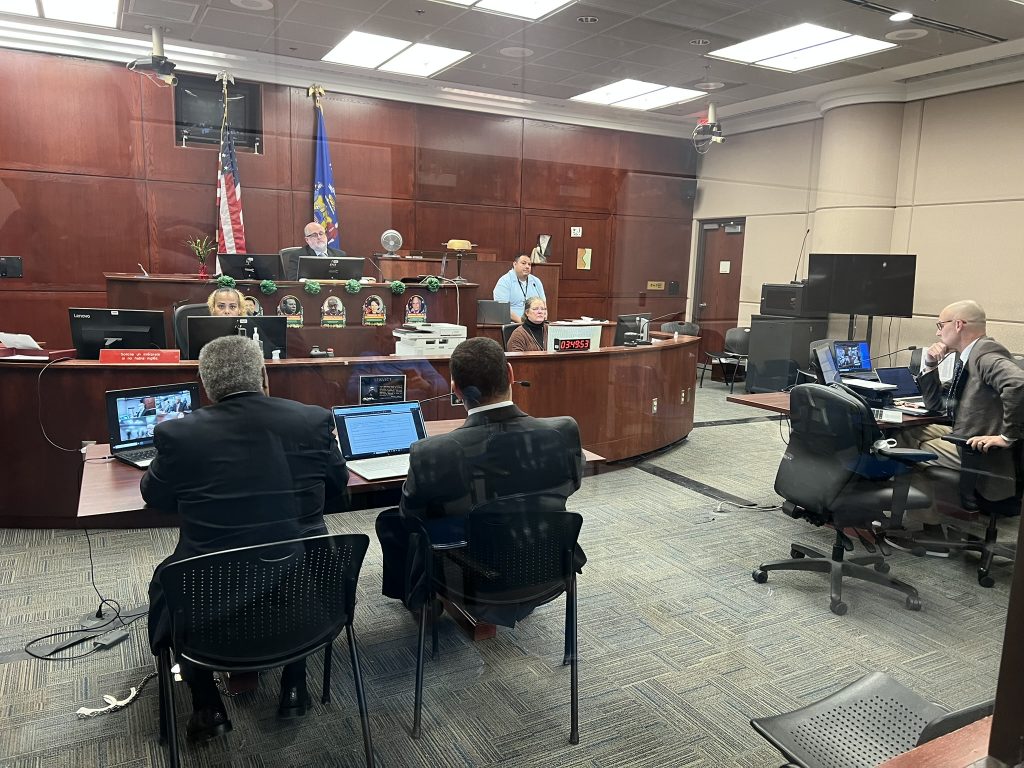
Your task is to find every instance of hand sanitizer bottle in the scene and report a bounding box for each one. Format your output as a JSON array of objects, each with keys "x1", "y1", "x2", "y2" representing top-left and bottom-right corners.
[{"x1": 252, "y1": 326, "x2": 264, "y2": 356}]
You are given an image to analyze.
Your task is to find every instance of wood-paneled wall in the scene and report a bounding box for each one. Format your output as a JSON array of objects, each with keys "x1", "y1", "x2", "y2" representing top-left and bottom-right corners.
[{"x1": 0, "y1": 48, "x2": 696, "y2": 345}]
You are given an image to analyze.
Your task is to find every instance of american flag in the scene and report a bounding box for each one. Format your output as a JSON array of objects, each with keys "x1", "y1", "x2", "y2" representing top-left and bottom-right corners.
[{"x1": 215, "y1": 127, "x2": 246, "y2": 269}]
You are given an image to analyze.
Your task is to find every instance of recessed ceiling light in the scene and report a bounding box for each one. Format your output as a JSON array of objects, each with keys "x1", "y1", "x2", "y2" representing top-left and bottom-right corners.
[
  {"x1": 710, "y1": 23, "x2": 895, "y2": 70},
  {"x1": 473, "y1": 0, "x2": 574, "y2": 21},
  {"x1": 689, "y1": 38, "x2": 710, "y2": 46},
  {"x1": 571, "y1": 78, "x2": 663, "y2": 105},
  {"x1": 41, "y1": 0, "x2": 119, "y2": 27},
  {"x1": 577, "y1": 16, "x2": 599, "y2": 24},
  {"x1": 323, "y1": 31, "x2": 411, "y2": 69},
  {"x1": 498, "y1": 46, "x2": 533, "y2": 57},
  {"x1": 693, "y1": 80, "x2": 725, "y2": 90},
  {"x1": 230, "y1": 0, "x2": 274, "y2": 10},
  {"x1": 0, "y1": 0, "x2": 38, "y2": 16},
  {"x1": 889, "y1": 11, "x2": 913, "y2": 22},
  {"x1": 885, "y1": 28, "x2": 928, "y2": 40},
  {"x1": 612, "y1": 86, "x2": 706, "y2": 110},
  {"x1": 378, "y1": 42, "x2": 470, "y2": 76},
  {"x1": 442, "y1": 86, "x2": 534, "y2": 103}
]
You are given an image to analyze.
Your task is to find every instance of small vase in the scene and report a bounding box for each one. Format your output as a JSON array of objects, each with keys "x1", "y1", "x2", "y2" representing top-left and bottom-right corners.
[{"x1": 198, "y1": 263, "x2": 209, "y2": 280}]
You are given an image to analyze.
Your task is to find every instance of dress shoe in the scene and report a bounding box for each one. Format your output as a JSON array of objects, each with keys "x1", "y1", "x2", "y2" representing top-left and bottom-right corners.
[
  {"x1": 277, "y1": 681, "x2": 310, "y2": 720},
  {"x1": 186, "y1": 704, "x2": 232, "y2": 742},
  {"x1": 959, "y1": 494, "x2": 980, "y2": 512}
]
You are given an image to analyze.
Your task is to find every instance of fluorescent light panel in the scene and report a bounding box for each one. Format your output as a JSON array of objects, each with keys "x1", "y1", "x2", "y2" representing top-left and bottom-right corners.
[
  {"x1": 0, "y1": 0, "x2": 38, "y2": 16},
  {"x1": 473, "y1": 0, "x2": 573, "y2": 20},
  {"x1": 441, "y1": 86, "x2": 534, "y2": 103},
  {"x1": 759, "y1": 35, "x2": 894, "y2": 71},
  {"x1": 378, "y1": 42, "x2": 469, "y2": 76},
  {"x1": 571, "y1": 78, "x2": 663, "y2": 105},
  {"x1": 322, "y1": 30, "x2": 411, "y2": 69},
  {"x1": 41, "y1": 0, "x2": 119, "y2": 27},
  {"x1": 612, "y1": 86, "x2": 706, "y2": 110},
  {"x1": 709, "y1": 22, "x2": 895, "y2": 71}
]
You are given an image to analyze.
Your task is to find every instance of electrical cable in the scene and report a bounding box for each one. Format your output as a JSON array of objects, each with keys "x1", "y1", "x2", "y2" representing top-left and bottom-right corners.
[{"x1": 37, "y1": 357, "x2": 80, "y2": 453}]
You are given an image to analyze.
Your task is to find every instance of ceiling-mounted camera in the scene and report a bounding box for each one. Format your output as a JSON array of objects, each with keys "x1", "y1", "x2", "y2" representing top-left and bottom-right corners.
[{"x1": 127, "y1": 27, "x2": 177, "y2": 86}]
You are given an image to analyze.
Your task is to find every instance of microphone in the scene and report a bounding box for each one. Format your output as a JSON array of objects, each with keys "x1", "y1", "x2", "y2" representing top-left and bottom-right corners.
[
  {"x1": 417, "y1": 380, "x2": 530, "y2": 405},
  {"x1": 367, "y1": 255, "x2": 387, "y2": 283},
  {"x1": 633, "y1": 310, "x2": 686, "y2": 344},
  {"x1": 137, "y1": 263, "x2": 150, "y2": 278},
  {"x1": 791, "y1": 228, "x2": 811, "y2": 282},
  {"x1": 867, "y1": 345, "x2": 917, "y2": 363},
  {"x1": 513, "y1": 380, "x2": 531, "y2": 387}
]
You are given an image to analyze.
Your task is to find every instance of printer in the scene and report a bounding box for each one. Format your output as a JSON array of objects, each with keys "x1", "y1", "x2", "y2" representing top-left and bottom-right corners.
[{"x1": 393, "y1": 323, "x2": 467, "y2": 357}]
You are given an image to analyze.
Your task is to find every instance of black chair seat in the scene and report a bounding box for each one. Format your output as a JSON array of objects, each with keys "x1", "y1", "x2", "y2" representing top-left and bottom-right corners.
[{"x1": 830, "y1": 484, "x2": 932, "y2": 517}]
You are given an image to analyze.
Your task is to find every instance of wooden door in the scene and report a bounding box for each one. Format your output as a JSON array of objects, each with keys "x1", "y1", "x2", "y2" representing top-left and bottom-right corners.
[{"x1": 693, "y1": 220, "x2": 744, "y2": 357}]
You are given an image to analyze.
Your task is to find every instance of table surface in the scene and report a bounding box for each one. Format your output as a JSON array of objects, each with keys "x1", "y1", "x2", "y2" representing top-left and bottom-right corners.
[
  {"x1": 79, "y1": 420, "x2": 605, "y2": 517},
  {"x1": 726, "y1": 391, "x2": 941, "y2": 427},
  {"x1": 878, "y1": 716, "x2": 992, "y2": 767}
]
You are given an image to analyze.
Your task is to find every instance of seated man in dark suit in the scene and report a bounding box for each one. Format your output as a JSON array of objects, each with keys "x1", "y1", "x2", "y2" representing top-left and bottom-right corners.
[
  {"x1": 375, "y1": 336, "x2": 585, "y2": 624},
  {"x1": 143, "y1": 335, "x2": 349, "y2": 741},
  {"x1": 892, "y1": 299, "x2": 1024, "y2": 553},
  {"x1": 279, "y1": 220, "x2": 347, "y2": 280}
]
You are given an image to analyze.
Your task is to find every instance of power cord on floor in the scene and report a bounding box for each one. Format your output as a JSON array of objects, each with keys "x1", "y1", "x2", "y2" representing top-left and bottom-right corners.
[
  {"x1": 76, "y1": 671, "x2": 158, "y2": 718},
  {"x1": 713, "y1": 500, "x2": 783, "y2": 514}
]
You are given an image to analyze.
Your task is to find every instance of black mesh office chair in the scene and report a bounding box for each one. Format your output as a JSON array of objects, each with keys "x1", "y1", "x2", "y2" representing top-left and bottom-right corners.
[
  {"x1": 700, "y1": 326, "x2": 750, "y2": 393},
  {"x1": 751, "y1": 672, "x2": 994, "y2": 768},
  {"x1": 662, "y1": 321, "x2": 699, "y2": 336},
  {"x1": 754, "y1": 383, "x2": 937, "y2": 615},
  {"x1": 172, "y1": 302, "x2": 208, "y2": 356},
  {"x1": 501, "y1": 323, "x2": 518, "y2": 350},
  {"x1": 156, "y1": 534, "x2": 375, "y2": 768}
]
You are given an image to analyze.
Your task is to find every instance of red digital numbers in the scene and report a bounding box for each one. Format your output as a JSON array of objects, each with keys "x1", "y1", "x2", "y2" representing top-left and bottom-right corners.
[{"x1": 556, "y1": 338, "x2": 591, "y2": 352}]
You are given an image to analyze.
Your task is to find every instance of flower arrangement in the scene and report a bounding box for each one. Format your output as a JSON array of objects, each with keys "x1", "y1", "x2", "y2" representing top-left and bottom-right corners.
[
  {"x1": 423, "y1": 276, "x2": 441, "y2": 293},
  {"x1": 185, "y1": 236, "x2": 216, "y2": 279},
  {"x1": 389, "y1": 280, "x2": 406, "y2": 295},
  {"x1": 216, "y1": 275, "x2": 236, "y2": 288},
  {"x1": 259, "y1": 279, "x2": 278, "y2": 295},
  {"x1": 344, "y1": 279, "x2": 361, "y2": 295},
  {"x1": 303, "y1": 280, "x2": 323, "y2": 296}
]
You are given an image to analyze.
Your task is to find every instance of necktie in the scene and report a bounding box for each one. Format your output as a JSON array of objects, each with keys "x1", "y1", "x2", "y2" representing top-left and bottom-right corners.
[{"x1": 947, "y1": 358, "x2": 965, "y2": 419}]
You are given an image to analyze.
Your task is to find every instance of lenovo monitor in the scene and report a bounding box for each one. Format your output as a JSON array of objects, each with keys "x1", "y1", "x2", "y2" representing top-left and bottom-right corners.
[
  {"x1": 218, "y1": 253, "x2": 284, "y2": 281},
  {"x1": 613, "y1": 313, "x2": 651, "y2": 346},
  {"x1": 186, "y1": 315, "x2": 287, "y2": 360},
  {"x1": 297, "y1": 256, "x2": 364, "y2": 281},
  {"x1": 69, "y1": 308, "x2": 167, "y2": 360}
]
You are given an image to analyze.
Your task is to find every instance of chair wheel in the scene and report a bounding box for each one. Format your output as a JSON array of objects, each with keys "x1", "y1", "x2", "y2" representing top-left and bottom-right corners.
[
  {"x1": 830, "y1": 600, "x2": 847, "y2": 616},
  {"x1": 790, "y1": 548, "x2": 805, "y2": 559},
  {"x1": 978, "y1": 572, "x2": 995, "y2": 588},
  {"x1": 906, "y1": 595, "x2": 922, "y2": 611},
  {"x1": 874, "y1": 562, "x2": 890, "y2": 574},
  {"x1": 752, "y1": 569, "x2": 768, "y2": 584}
]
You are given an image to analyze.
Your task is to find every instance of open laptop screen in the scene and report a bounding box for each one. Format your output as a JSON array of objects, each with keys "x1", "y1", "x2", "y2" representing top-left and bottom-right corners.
[
  {"x1": 106, "y1": 382, "x2": 200, "y2": 452},
  {"x1": 874, "y1": 367, "x2": 921, "y2": 398},
  {"x1": 834, "y1": 340, "x2": 871, "y2": 375},
  {"x1": 332, "y1": 401, "x2": 426, "y2": 460}
]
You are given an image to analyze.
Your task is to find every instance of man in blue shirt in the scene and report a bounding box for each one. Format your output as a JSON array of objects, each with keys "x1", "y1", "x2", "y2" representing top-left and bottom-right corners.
[{"x1": 493, "y1": 254, "x2": 545, "y2": 323}]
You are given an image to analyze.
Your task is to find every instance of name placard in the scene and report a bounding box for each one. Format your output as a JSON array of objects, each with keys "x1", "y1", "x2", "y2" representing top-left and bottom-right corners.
[{"x1": 98, "y1": 349, "x2": 181, "y2": 364}]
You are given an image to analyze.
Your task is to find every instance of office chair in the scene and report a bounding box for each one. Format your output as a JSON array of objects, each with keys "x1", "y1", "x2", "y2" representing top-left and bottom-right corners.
[
  {"x1": 661, "y1": 321, "x2": 699, "y2": 336},
  {"x1": 751, "y1": 671, "x2": 994, "y2": 768},
  {"x1": 156, "y1": 534, "x2": 375, "y2": 768},
  {"x1": 409, "y1": 497, "x2": 583, "y2": 745},
  {"x1": 172, "y1": 302, "x2": 208, "y2": 356},
  {"x1": 501, "y1": 322, "x2": 518, "y2": 351},
  {"x1": 754, "y1": 383, "x2": 937, "y2": 615},
  {"x1": 699, "y1": 326, "x2": 750, "y2": 393}
]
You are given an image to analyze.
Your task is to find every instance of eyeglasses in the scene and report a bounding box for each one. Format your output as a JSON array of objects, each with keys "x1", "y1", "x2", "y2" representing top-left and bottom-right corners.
[
  {"x1": 935, "y1": 319, "x2": 964, "y2": 330},
  {"x1": 304, "y1": 231, "x2": 327, "y2": 240}
]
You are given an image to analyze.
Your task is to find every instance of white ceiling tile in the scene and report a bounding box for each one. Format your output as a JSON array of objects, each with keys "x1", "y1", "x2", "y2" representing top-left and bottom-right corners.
[
  {"x1": 285, "y1": 1, "x2": 376, "y2": 26},
  {"x1": 566, "y1": 34, "x2": 649, "y2": 58},
  {"x1": 275, "y1": 19, "x2": 369, "y2": 47},
  {"x1": 190, "y1": 25, "x2": 268, "y2": 49},
  {"x1": 199, "y1": 7, "x2": 281, "y2": 36},
  {"x1": 128, "y1": 0, "x2": 199, "y2": 23},
  {"x1": 532, "y1": 49, "x2": 606, "y2": 71}
]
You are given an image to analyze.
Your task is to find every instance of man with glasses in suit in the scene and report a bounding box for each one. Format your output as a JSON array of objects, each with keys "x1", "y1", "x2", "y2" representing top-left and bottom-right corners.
[{"x1": 280, "y1": 221, "x2": 347, "y2": 280}]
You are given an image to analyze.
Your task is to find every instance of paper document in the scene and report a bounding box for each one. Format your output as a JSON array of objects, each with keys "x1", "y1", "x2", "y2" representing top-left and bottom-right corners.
[{"x1": 0, "y1": 331, "x2": 43, "y2": 350}]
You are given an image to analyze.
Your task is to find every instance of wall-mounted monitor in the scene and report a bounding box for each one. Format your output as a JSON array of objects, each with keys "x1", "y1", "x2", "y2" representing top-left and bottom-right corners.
[{"x1": 807, "y1": 253, "x2": 916, "y2": 318}]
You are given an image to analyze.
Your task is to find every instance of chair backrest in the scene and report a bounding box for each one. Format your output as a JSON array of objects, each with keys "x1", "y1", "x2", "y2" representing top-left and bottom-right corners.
[
  {"x1": 158, "y1": 533, "x2": 369, "y2": 668},
  {"x1": 173, "y1": 303, "x2": 209, "y2": 356},
  {"x1": 917, "y1": 698, "x2": 994, "y2": 746},
  {"x1": 662, "y1": 321, "x2": 699, "y2": 336},
  {"x1": 724, "y1": 327, "x2": 751, "y2": 355},
  {"x1": 480, "y1": 428, "x2": 580, "y2": 499},
  {"x1": 808, "y1": 339, "x2": 836, "y2": 384},
  {"x1": 908, "y1": 347, "x2": 923, "y2": 373},
  {"x1": 501, "y1": 323, "x2": 518, "y2": 350},
  {"x1": 775, "y1": 384, "x2": 896, "y2": 516}
]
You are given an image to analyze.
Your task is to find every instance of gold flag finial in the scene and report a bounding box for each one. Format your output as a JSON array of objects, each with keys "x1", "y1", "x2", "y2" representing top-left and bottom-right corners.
[
  {"x1": 308, "y1": 84, "x2": 325, "y2": 109},
  {"x1": 215, "y1": 71, "x2": 234, "y2": 131}
]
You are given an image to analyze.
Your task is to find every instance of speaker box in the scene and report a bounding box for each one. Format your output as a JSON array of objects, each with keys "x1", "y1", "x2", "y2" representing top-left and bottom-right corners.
[{"x1": 746, "y1": 314, "x2": 828, "y2": 393}]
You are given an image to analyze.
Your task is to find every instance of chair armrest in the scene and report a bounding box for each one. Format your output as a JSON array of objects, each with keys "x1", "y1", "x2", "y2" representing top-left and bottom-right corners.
[{"x1": 876, "y1": 446, "x2": 938, "y2": 464}]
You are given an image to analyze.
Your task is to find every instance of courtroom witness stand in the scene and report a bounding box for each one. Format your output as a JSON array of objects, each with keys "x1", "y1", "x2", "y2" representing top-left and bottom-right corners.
[
  {"x1": 493, "y1": 253, "x2": 545, "y2": 323},
  {"x1": 206, "y1": 287, "x2": 248, "y2": 317},
  {"x1": 280, "y1": 221, "x2": 348, "y2": 281},
  {"x1": 507, "y1": 297, "x2": 548, "y2": 353},
  {"x1": 891, "y1": 299, "x2": 1024, "y2": 554},
  {"x1": 374, "y1": 336, "x2": 586, "y2": 624},
  {"x1": 142, "y1": 335, "x2": 349, "y2": 742}
]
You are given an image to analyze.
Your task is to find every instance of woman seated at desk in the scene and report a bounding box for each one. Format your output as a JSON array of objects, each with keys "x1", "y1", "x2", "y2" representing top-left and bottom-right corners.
[{"x1": 507, "y1": 297, "x2": 548, "y2": 353}]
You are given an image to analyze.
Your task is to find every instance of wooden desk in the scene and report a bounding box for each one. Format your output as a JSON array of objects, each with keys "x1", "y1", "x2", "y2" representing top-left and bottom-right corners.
[
  {"x1": 878, "y1": 716, "x2": 992, "y2": 767},
  {"x1": 478, "y1": 321, "x2": 616, "y2": 349},
  {"x1": 2, "y1": 337, "x2": 696, "y2": 528},
  {"x1": 78, "y1": 426, "x2": 605, "y2": 519},
  {"x1": 727, "y1": 391, "x2": 942, "y2": 428}
]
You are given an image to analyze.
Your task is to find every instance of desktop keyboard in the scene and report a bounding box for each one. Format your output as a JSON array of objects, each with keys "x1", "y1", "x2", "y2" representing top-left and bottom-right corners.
[{"x1": 348, "y1": 454, "x2": 411, "y2": 480}]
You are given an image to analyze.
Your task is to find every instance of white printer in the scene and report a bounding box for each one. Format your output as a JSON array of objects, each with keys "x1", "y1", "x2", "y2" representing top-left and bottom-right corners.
[{"x1": 393, "y1": 323, "x2": 467, "y2": 357}]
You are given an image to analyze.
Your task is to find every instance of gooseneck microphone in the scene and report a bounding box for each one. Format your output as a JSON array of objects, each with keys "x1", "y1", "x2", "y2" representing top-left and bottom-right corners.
[
  {"x1": 627, "y1": 310, "x2": 686, "y2": 346},
  {"x1": 868, "y1": 345, "x2": 917, "y2": 363},
  {"x1": 417, "y1": 380, "x2": 531, "y2": 405}
]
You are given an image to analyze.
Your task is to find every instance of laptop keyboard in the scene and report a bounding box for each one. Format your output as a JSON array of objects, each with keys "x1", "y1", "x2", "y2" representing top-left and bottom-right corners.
[
  {"x1": 121, "y1": 448, "x2": 157, "y2": 464},
  {"x1": 348, "y1": 454, "x2": 410, "y2": 479}
]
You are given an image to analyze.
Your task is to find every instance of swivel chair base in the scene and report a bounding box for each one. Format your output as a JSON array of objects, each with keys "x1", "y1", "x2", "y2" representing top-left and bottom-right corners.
[
  {"x1": 753, "y1": 531, "x2": 922, "y2": 616},
  {"x1": 911, "y1": 515, "x2": 1016, "y2": 588}
]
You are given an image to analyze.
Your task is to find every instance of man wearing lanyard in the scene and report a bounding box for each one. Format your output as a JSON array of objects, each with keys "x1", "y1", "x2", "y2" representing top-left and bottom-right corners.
[{"x1": 493, "y1": 254, "x2": 545, "y2": 323}]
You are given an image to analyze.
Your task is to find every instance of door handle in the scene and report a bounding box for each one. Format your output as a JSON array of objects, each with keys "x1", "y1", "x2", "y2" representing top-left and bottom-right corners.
[{"x1": 698, "y1": 303, "x2": 707, "y2": 309}]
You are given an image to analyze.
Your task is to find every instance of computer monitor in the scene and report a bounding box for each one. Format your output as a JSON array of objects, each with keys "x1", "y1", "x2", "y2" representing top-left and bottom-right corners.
[
  {"x1": 186, "y1": 315, "x2": 287, "y2": 360},
  {"x1": 833, "y1": 339, "x2": 871, "y2": 375},
  {"x1": 297, "y1": 256, "x2": 364, "y2": 281},
  {"x1": 218, "y1": 253, "x2": 284, "y2": 281},
  {"x1": 68, "y1": 308, "x2": 168, "y2": 360},
  {"x1": 613, "y1": 313, "x2": 651, "y2": 346}
]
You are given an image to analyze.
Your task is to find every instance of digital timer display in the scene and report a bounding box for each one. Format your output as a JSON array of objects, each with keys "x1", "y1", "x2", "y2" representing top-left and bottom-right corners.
[{"x1": 555, "y1": 338, "x2": 591, "y2": 352}]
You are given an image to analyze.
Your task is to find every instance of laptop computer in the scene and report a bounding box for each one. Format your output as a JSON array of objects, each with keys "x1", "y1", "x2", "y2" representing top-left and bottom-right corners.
[
  {"x1": 332, "y1": 400, "x2": 428, "y2": 480},
  {"x1": 105, "y1": 382, "x2": 201, "y2": 469},
  {"x1": 874, "y1": 366, "x2": 936, "y2": 413},
  {"x1": 477, "y1": 299, "x2": 511, "y2": 324}
]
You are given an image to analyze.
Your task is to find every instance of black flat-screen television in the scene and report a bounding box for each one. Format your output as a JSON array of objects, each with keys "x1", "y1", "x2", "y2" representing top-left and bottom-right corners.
[
  {"x1": 298, "y1": 256, "x2": 364, "y2": 281},
  {"x1": 68, "y1": 308, "x2": 167, "y2": 359},
  {"x1": 807, "y1": 253, "x2": 916, "y2": 318},
  {"x1": 218, "y1": 253, "x2": 284, "y2": 281},
  {"x1": 186, "y1": 315, "x2": 287, "y2": 360},
  {"x1": 613, "y1": 313, "x2": 651, "y2": 346}
]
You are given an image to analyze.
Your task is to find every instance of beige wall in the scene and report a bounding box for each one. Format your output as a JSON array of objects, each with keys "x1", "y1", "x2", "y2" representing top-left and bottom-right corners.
[{"x1": 693, "y1": 82, "x2": 1024, "y2": 357}]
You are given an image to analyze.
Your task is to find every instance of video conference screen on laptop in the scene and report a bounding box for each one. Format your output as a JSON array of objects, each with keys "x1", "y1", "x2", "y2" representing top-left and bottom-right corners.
[
  {"x1": 106, "y1": 382, "x2": 200, "y2": 452},
  {"x1": 332, "y1": 401, "x2": 426, "y2": 461},
  {"x1": 833, "y1": 340, "x2": 871, "y2": 374}
]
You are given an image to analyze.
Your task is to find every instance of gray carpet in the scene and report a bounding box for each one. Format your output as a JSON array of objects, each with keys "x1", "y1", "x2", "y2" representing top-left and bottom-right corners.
[{"x1": 0, "y1": 384, "x2": 1013, "y2": 767}]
